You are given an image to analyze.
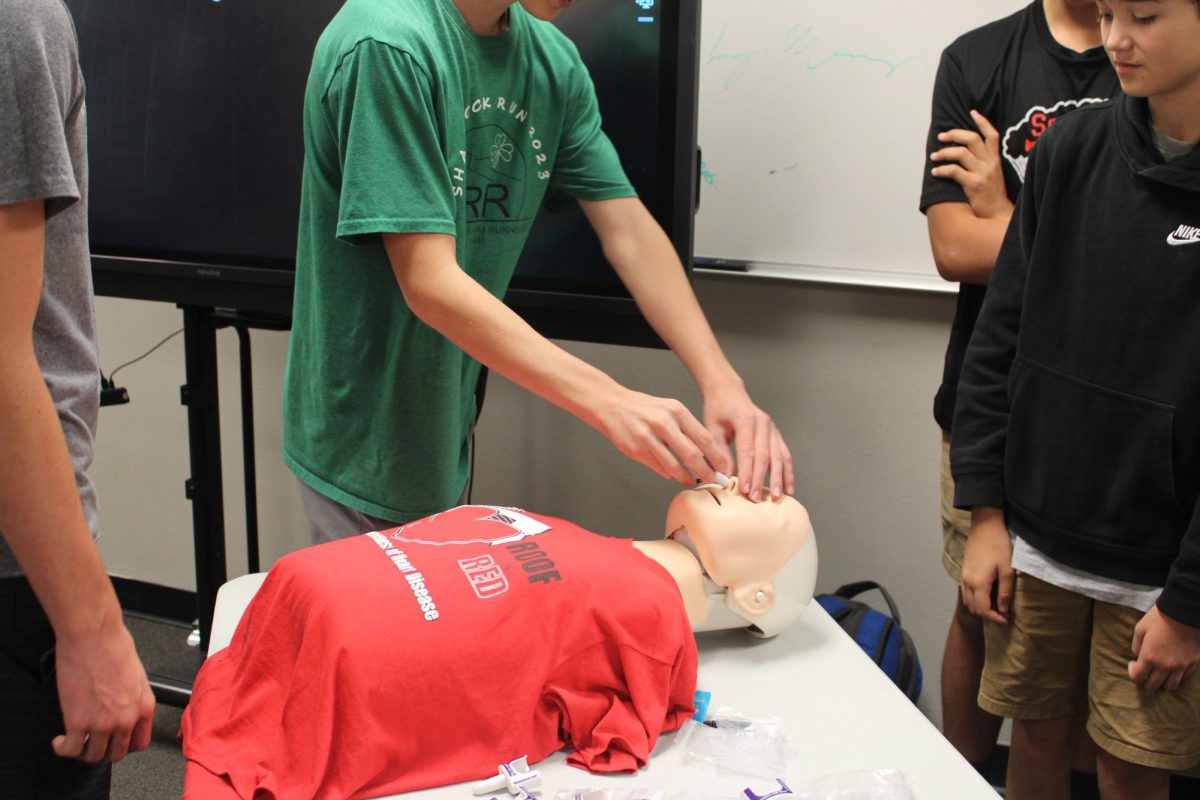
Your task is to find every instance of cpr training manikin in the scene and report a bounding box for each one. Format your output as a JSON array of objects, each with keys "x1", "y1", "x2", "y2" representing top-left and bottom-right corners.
[{"x1": 180, "y1": 478, "x2": 818, "y2": 800}]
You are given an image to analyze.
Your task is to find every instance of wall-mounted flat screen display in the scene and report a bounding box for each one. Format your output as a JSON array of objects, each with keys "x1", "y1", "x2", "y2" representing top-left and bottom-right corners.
[{"x1": 67, "y1": 0, "x2": 699, "y2": 347}]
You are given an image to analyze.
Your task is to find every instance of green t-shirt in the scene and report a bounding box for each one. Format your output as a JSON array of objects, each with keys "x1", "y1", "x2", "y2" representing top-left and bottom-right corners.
[{"x1": 283, "y1": 0, "x2": 635, "y2": 522}]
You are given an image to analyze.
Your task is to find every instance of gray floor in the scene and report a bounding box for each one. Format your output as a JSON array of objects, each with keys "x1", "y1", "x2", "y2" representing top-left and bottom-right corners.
[{"x1": 111, "y1": 614, "x2": 199, "y2": 799}]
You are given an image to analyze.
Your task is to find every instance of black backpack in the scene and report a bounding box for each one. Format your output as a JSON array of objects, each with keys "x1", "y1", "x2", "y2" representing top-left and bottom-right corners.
[{"x1": 816, "y1": 581, "x2": 924, "y2": 703}]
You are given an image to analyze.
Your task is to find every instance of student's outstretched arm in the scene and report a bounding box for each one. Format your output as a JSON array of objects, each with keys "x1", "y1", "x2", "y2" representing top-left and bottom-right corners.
[
  {"x1": 0, "y1": 199, "x2": 155, "y2": 763},
  {"x1": 581, "y1": 196, "x2": 793, "y2": 501},
  {"x1": 385, "y1": 232, "x2": 733, "y2": 490}
]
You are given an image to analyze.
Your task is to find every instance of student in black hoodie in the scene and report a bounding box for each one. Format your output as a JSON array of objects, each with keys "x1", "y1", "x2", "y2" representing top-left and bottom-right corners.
[
  {"x1": 952, "y1": 2, "x2": 1200, "y2": 798},
  {"x1": 919, "y1": 1, "x2": 1117, "y2": 781}
]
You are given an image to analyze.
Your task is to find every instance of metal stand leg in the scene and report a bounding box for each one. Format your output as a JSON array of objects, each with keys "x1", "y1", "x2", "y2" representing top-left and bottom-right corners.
[{"x1": 180, "y1": 306, "x2": 227, "y2": 655}]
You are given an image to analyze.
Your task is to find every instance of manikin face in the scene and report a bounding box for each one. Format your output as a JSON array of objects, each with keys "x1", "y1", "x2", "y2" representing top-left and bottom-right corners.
[
  {"x1": 517, "y1": 0, "x2": 576, "y2": 22},
  {"x1": 1096, "y1": 0, "x2": 1200, "y2": 100},
  {"x1": 665, "y1": 479, "x2": 816, "y2": 636}
]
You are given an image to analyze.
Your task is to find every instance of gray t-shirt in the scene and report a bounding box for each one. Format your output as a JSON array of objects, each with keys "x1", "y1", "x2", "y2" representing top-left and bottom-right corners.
[
  {"x1": 1154, "y1": 126, "x2": 1196, "y2": 161},
  {"x1": 0, "y1": 0, "x2": 101, "y2": 576}
]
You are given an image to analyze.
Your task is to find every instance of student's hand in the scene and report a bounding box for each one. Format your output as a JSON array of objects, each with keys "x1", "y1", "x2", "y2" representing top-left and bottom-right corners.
[
  {"x1": 703, "y1": 384, "x2": 793, "y2": 501},
  {"x1": 53, "y1": 620, "x2": 156, "y2": 763},
  {"x1": 930, "y1": 110, "x2": 1014, "y2": 221},
  {"x1": 960, "y1": 506, "x2": 1014, "y2": 624},
  {"x1": 1128, "y1": 606, "x2": 1200, "y2": 691},
  {"x1": 598, "y1": 388, "x2": 732, "y2": 487}
]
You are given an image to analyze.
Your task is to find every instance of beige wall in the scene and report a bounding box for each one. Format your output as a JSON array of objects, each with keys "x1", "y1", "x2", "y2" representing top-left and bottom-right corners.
[{"x1": 92, "y1": 273, "x2": 957, "y2": 722}]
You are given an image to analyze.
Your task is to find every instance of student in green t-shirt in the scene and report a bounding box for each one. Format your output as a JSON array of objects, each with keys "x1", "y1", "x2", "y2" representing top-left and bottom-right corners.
[{"x1": 283, "y1": 0, "x2": 793, "y2": 540}]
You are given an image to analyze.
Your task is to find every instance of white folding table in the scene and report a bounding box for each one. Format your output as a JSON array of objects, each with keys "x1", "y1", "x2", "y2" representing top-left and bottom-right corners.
[{"x1": 208, "y1": 574, "x2": 998, "y2": 800}]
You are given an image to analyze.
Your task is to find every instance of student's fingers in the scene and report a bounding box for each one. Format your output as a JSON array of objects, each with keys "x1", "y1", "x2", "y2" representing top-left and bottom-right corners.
[
  {"x1": 106, "y1": 726, "x2": 133, "y2": 763},
  {"x1": 767, "y1": 427, "x2": 793, "y2": 498},
  {"x1": 130, "y1": 712, "x2": 154, "y2": 754},
  {"x1": 648, "y1": 439, "x2": 694, "y2": 486},
  {"x1": 703, "y1": 421, "x2": 735, "y2": 479},
  {"x1": 978, "y1": 605, "x2": 1007, "y2": 625},
  {"x1": 1143, "y1": 665, "x2": 1168, "y2": 692},
  {"x1": 970, "y1": 109, "x2": 1001, "y2": 153},
  {"x1": 975, "y1": 573, "x2": 1007, "y2": 624},
  {"x1": 732, "y1": 415, "x2": 755, "y2": 498},
  {"x1": 996, "y1": 564, "x2": 1015, "y2": 618},
  {"x1": 82, "y1": 730, "x2": 111, "y2": 764},
  {"x1": 748, "y1": 413, "x2": 770, "y2": 501},
  {"x1": 659, "y1": 413, "x2": 721, "y2": 486},
  {"x1": 1131, "y1": 619, "x2": 1147, "y2": 657},
  {"x1": 958, "y1": 582, "x2": 975, "y2": 616},
  {"x1": 930, "y1": 164, "x2": 971, "y2": 187},
  {"x1": 930, "y1": 145, "x2": 981, "y2": 172},
  {"x1": 1164, "y1": 667, "x2": 1186, "y2": 692},
  {"x1": 936, "y1": 128, "x2": 986, "y2": 158},
  {"x1": 965, "y1": 579, "x2": 1002, "y2": 623},
  {"x1": 52, "y1": 730, "x2": 88, "y2": 760},
  {"x1": 1128, "y1": 656, "x2": 1151, "y2": 687},
  {"x1": 611, "y1": 395, "x2": 718, "y2": 485}
]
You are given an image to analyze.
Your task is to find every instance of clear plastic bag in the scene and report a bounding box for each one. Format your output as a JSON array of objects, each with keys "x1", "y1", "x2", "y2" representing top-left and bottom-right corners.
[
  {"x1": 674, "y1": 710, "x2": 790, "y2": 779},
  {"x1": 750, "y1": 770, "x2": 918, "y2": 800},
  {"x1": 553, "y1": 791, "x2": 680, "y2": 800}
]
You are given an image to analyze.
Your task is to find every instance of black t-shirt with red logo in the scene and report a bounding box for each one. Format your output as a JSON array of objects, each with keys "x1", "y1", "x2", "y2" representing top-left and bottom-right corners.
[{"x1": 919, "y1": 0, "x2": 1118, "y2": 432}]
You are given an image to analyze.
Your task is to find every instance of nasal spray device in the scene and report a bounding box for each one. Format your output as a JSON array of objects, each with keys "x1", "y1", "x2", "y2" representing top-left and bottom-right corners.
[{"x1": 472, "y1": 756, "x2": 542, "y2": 800}]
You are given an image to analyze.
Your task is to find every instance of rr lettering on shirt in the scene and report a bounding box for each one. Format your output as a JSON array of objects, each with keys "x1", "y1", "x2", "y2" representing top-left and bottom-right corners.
[
  {"x1": 457, "y1": 554, "x2": 510, "y2": 599},
  {"x1": 505, "y1": 541, "x2": 561, "y2": 585}
]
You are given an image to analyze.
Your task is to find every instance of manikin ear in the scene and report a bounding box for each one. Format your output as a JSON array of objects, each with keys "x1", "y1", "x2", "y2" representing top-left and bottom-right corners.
[{"x1": 728, "y1": 583, "x2": 775, "y2": 618}]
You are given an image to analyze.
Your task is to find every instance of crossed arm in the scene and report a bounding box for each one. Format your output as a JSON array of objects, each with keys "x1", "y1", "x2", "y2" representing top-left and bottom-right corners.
[
  {"x1": 384, "y1": 196, "x2": 793, "y2": 500},
  {"x1": 0, "y1": 199, "x2": 155, "y2": 763},
  {"x1": 926, "y1": 109, "x2": 1015, "y2": 286}
]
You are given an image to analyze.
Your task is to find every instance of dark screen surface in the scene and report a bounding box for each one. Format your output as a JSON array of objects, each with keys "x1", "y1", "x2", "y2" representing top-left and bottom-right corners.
[{"x1": 68, "y1": 0, "x2": 696, "y2": 338}]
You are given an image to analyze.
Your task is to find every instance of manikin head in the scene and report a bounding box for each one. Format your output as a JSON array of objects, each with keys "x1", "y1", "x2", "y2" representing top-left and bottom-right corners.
[{"x1": 663, "y1": 478, "x2": 817, "y2": 638}]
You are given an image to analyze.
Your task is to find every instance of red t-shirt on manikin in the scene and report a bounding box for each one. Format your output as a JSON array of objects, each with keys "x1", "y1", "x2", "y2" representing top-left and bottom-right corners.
[{"x1": 181, "y1": 505, "x2": 698, "y2": 800}]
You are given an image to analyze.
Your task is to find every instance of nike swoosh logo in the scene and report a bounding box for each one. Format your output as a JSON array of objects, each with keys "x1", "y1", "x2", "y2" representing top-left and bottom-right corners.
[{"x1": 1167, "y1": 234, "x2": 1200, "y2": 246}]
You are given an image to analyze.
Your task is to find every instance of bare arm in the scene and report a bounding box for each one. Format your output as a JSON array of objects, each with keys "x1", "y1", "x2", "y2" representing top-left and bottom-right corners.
[
  {"x1": 960, "y1": 505, "x2": 1013, "y2": 624},
  {"x1": 581, "y1": 196, "x2": 793, "y2": 500},
  {"x1": 926, "y1": 110, "x2": 1015, "y2": 285},
  {"x1": 927, "y1": 202, "x2": 1012, "y2": 285},
  {"x1": 0, "y1": 198, "x2": 154, "y2": 763},
  {"x1": 384, "y1": 232, "x2": 727, "y2": 487}
]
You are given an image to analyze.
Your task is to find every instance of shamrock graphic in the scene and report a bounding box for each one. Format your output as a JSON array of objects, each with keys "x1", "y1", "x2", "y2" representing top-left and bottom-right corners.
[{"x1": 490, "y1": 133, "x2": 514, "y2": 168}]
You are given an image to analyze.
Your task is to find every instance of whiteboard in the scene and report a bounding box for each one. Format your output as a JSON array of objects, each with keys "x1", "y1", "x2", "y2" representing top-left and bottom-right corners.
[{"x1": 695, "y1": 0, "x2": 1027, "y2": 291}]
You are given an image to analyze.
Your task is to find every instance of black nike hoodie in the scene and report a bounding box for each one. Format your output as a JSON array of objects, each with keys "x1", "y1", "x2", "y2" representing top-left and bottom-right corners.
[{"x1": 951, "y1": 93, "x2": 1200, "y2": 628}]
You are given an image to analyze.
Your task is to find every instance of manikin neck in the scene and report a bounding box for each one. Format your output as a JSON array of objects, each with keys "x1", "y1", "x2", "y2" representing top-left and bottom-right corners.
[
  {"x1": 631, "y1": 538, "x2": 710, "y2": 627},
  {"x1": 632, "y1": 535, "x2": 760, "y2": 632}
]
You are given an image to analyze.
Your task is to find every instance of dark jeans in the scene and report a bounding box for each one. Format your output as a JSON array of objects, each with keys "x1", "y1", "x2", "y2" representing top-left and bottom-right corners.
[{"x1": 0, "y1": 576, "x2": 111, "y2": 800}]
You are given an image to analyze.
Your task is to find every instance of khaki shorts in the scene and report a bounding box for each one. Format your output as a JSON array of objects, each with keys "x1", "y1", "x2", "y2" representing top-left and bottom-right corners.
[
  {"x1": 980, "y1": 572, "x2": 1200, "y2": 771},
  {"x1": 940, "y1": 432, "x2": 972, "y2": 582}
]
